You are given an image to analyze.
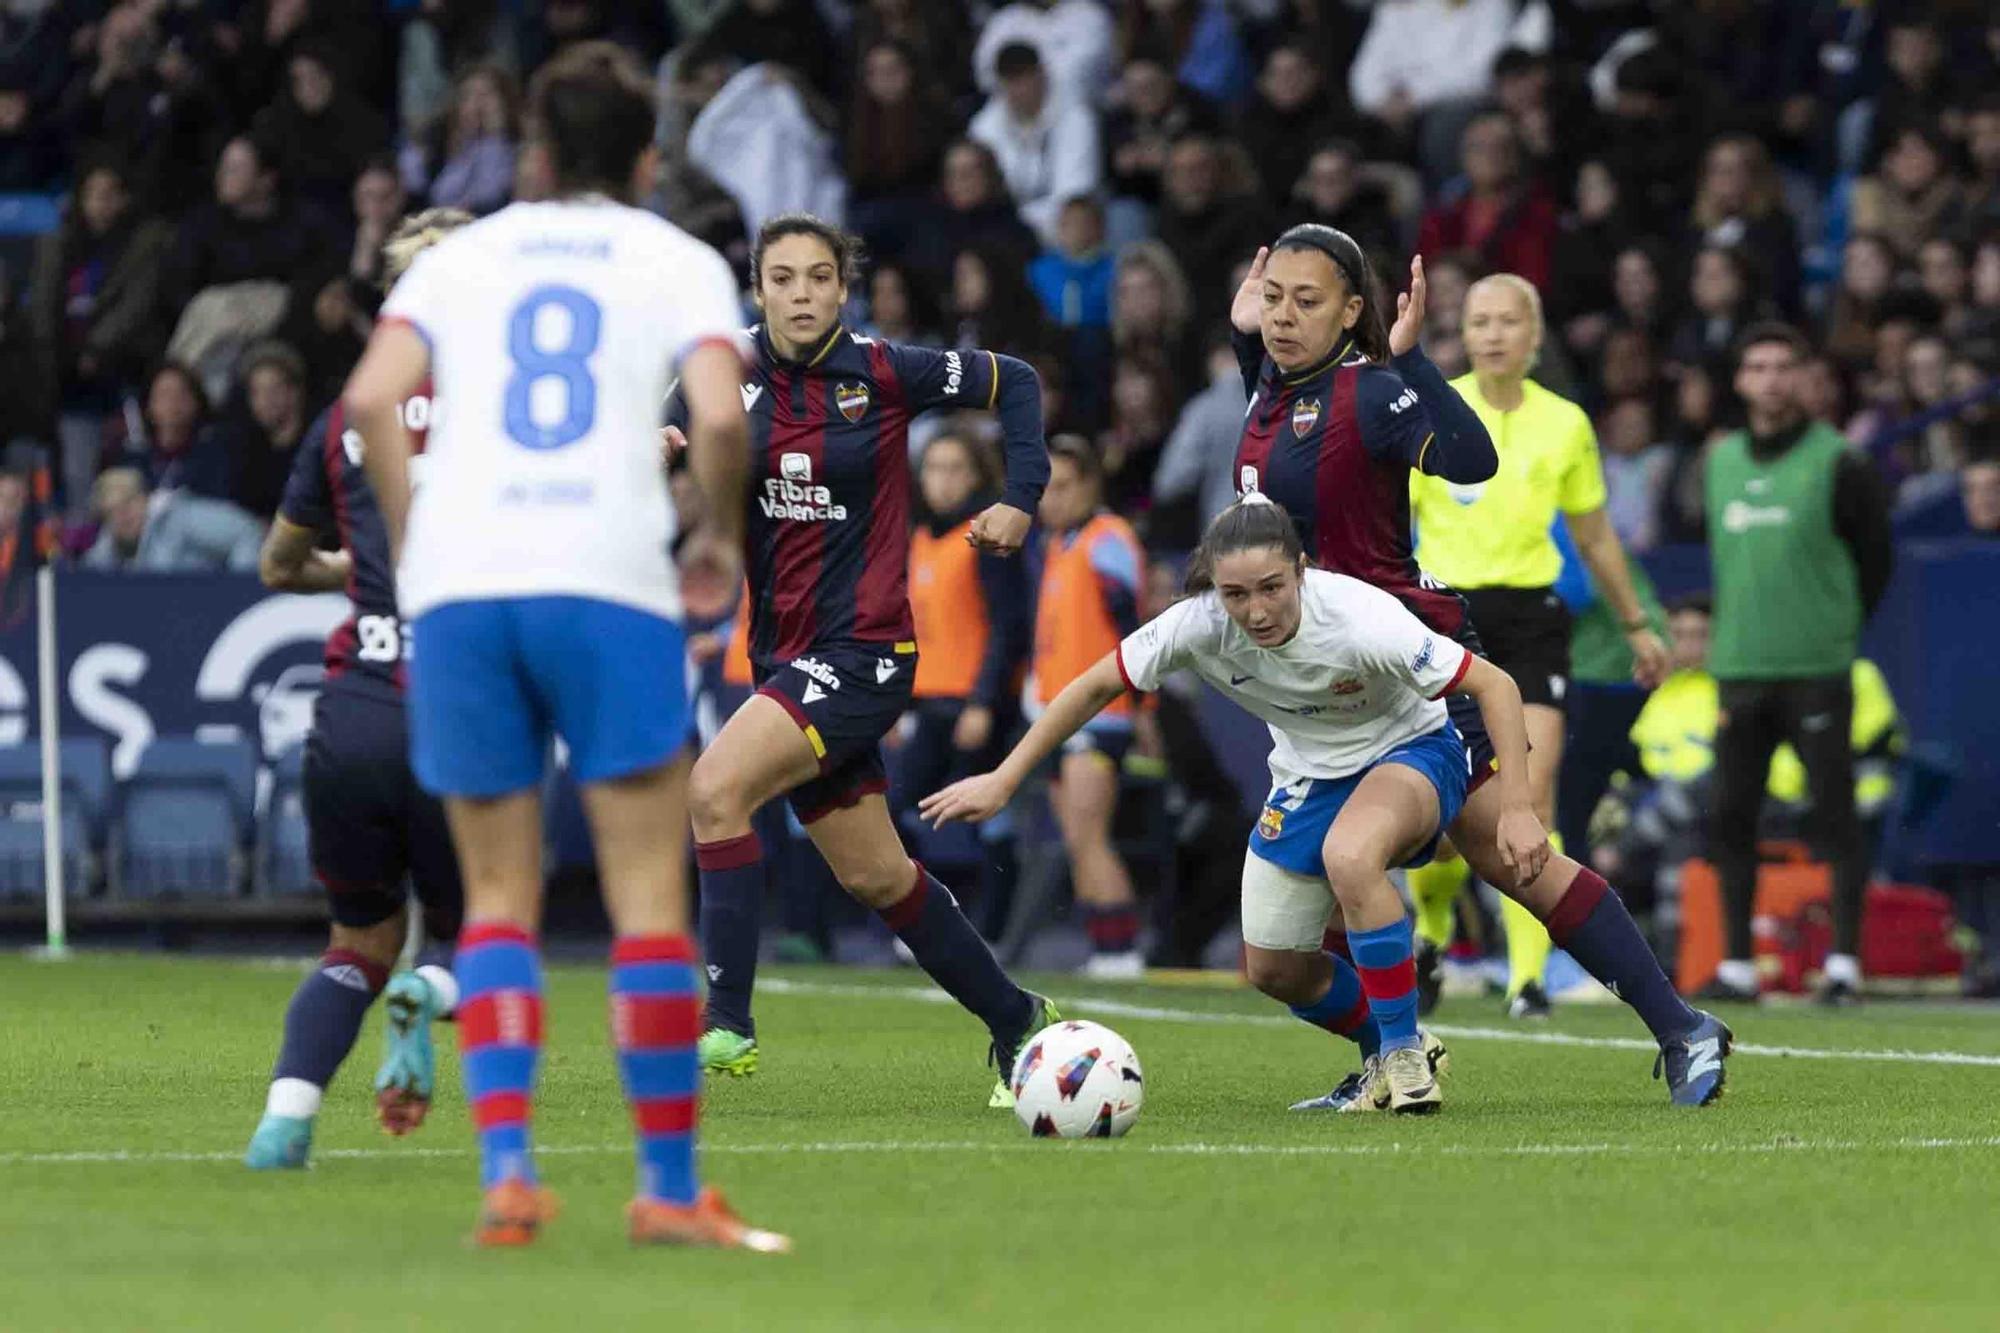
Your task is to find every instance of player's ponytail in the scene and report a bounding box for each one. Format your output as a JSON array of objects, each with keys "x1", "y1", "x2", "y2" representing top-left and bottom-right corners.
[{"x1": 1183, "y1": 493, "x2": 1306, "y2": 595}]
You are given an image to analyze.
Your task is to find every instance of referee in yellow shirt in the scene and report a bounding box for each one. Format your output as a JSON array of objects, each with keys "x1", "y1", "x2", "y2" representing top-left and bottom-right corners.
[{"x1": 1408, "y1": 274, "x2": 1670, "y2": 1017}]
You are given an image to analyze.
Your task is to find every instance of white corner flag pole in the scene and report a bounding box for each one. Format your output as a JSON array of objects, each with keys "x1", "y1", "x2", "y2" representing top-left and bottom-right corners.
[{"x1": 36, "y1": 563, "x2": 67, "y2": 958}]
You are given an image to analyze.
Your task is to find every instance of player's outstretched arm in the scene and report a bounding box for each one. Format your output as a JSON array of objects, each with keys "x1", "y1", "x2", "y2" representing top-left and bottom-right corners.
[
  {"x1": 1451, "y1": 655, "x2": 1549, "y2": 885},
  {"x1": 344, "y1": 321, "x2": 430, "y2": 561},
  {"x1": 919, "y1": 652, "x2": 1127, "y2": 827},
  {"x1": 259, "y1": 516, "x2": 351, "y2": 593}
]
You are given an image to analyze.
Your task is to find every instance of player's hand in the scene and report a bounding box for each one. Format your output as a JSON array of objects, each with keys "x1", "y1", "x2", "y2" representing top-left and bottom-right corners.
[
  {"x1": 659, "y1": 424, "x2": 688, "y2": 464},
  {"x1": 919, "y1": 772, "x2": 1015, "y2": 828},
  {"x1": 952, "y1": 704, "x2": 993, "y2": 752},
  {"x1": 1230, "y1": 245, "x2": 1269, "y2": 335},
  {"x1": 1388, "y1": 255, "x2": 1426, "y2": 358},
  {"x1": 677, "y1": 529, "x2": 741, "y2": 622},
  {"x1": 1494, "y1": 804, "x2": 1551, "y2": 888},
  {"x1": 1626, "y1": 628, "x2": 1670, "y2": 690},
  {"x1": 968, "y1": 503, "x2": 1031, "y2": 556}
]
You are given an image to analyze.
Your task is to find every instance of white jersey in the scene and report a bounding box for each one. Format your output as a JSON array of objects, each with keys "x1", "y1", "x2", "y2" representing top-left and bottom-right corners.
[
  {"x1": 378, "y1": 198, "x2": 744, "y2": 621},
  {"x1": 1116, "y1": 569, "x2": 1470, "y2": 788}
]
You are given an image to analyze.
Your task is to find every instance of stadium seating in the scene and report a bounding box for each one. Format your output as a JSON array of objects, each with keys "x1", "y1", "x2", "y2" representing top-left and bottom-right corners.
[
  {"x1": 255, "y1": 742, "x2": 314, "y2": 898},
  {"x1": 0, "y1": 738, "x2": 112, "y2": 900},
  {"x1": 113, "y1": 737, "x2": 257, "y2": 898}
]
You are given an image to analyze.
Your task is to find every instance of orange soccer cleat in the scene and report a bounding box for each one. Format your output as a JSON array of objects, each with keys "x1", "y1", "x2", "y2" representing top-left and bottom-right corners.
[
  {"x1": 473, "y1": 1180, "x2": 562, "y2": 1248},
  {"x1": 627, "y1": 1187, "x2": 793, "y2": 1254}
]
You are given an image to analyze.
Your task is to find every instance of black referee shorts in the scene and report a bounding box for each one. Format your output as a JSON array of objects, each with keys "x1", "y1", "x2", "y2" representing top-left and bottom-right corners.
[{"x1": 1461, "y1": 586, "x2": 1572, "y2": 710}]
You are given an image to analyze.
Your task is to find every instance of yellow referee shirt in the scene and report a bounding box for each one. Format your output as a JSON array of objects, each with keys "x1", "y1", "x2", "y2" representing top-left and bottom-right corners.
[{"x1": 1410, "y1": 376, "x2": 1607, "y2": 589}]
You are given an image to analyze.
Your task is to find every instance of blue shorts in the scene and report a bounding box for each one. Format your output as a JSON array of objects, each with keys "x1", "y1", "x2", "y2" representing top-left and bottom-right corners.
[
  {"x1": 1248, "y1": 723, "x2": 1471, "y2": 877},
  {"x1": 409, "y1": 596, "x2": 687, "y2": 798}
]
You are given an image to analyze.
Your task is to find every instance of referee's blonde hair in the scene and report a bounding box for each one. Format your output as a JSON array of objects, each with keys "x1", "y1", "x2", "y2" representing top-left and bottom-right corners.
[
  {"x1": 1463, "y1": 271, "x2": 1545, "y2": 365},
  {"x1": 381, "y1": 207, "x2": 475, "y2": 287}
]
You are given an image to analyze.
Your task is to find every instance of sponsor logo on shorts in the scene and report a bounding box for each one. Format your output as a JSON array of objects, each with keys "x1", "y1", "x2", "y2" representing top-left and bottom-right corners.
[
  {"x1": 791, "y1": 656, "x2": 841, "y2": 691},
  {"x1": 1257, "y1": 806, "x2": 1285, "y2": 840},
  {"x1": 835, "y1": 381, "x2": 871, "y2": 422},
  {"x1": 1291, "y1": 398, "x2": 1322, "y2": 438}
]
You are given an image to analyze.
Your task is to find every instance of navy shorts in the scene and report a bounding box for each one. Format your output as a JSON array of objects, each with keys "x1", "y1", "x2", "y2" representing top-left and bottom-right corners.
[
  {"x1": 755, "y1": 641, "x2": 916, "y2": 823},
  {"x1": 1059, "y1": 724, "x2": 1133, "y2": 770},
  {"x1": 305, "y1": 680, "x2": 463, "y2": 936},
  {"x1": 409, "y1": 596, "x2": 688, "y2": 797},
  {"x1": 1445, "y1": 618, "x2": 1500, "y2": 794},
  {"x1": 1249, "y1": 723, "x2": 1471, "y2": 877}
]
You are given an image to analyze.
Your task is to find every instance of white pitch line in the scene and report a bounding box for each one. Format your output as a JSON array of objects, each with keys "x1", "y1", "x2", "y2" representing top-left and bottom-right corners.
[
  {"x1": 6, "y1": 1136, "x2": 2000, "y2": 1170},
  {"x1": 755, "y1": 977, "x2": 2000, "y2": 1068}
]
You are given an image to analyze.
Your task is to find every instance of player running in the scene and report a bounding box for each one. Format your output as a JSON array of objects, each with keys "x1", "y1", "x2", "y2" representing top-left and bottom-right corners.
[
  {"x1": 245, "y1": 208, "x2": 472, "y2": 1171},
  {"x1": 924, "y1": 495, "x2": 1535, "y2": 1114},
  {"x1": 342, "y1": 44, "x2": 787, "y2": 1250},
  {"x1": 665, "y1": 213, "x2": 1058, "y2": 1105},
  {"x1": 1405, "y1": 273, "x2": 1671, "y2": 1019},
  {"x1": 1228, "y1": 225, "x2": 1731, "y2": 1107}
]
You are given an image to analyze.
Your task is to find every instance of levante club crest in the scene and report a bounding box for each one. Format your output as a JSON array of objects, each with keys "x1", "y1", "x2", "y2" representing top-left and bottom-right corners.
[
  {"x1": 835, "y1": 382, "x2": 872, "y2": 422},
  {"x1": 1291, "y1": 397, "x2": 1321, "y2": 438}
]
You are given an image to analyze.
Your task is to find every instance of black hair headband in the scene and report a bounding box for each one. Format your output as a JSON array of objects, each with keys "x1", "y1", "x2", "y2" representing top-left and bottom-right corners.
[{"x1": 1270, "y1": 224, "x2": 1366, "y2": 296}]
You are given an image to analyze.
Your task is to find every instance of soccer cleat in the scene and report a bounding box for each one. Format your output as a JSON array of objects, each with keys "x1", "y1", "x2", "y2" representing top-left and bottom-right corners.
[
  {"x1": 628, "y1": 1187, "x2": 793, "y2": 1253},
  {"x1": 244, "y1": 1113, "x2": 314, "y2": 1170},
  {"x1": 1290, "y1": 1058, "x2": 1382, "y2": 1113},
  {"x1": 698, "y1": 1027, "x2": 760, "y2": 1079},
  {"x1": 1507, "y1": 980, "x2": 1552, "y2": 1020},
  {"x1": 1382, "y1": 1045, "x2": 1442, "y2": 1115},
  {"x1": 473, "y1": 1180, "x2": 561, "y2": 1248},
  {"x1": 1415, "y1": 937, "x2": 1444, "y2": 1017},
  {"x1": 1814, "y1": 977, "x2": 1860, "y2": 1008},
  {"x1": 1654, "y1": 1011, "x2": 1733, "y2": 1108},
  {"x1": 989, "y1": 993, "x2": 1061, "y2": 1109},
  {"x1": 374, "y1": 972, "x2": 440, "y2": 1136},
  {"x1": 1420, "y1": 1027, "x2": 1452, "y2": 1080}
]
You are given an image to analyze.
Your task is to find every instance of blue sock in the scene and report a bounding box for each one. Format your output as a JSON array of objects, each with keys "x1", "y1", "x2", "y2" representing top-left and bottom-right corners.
[
  {"x1": 456, "y1": 922, "x2": 544, "y2": 1189},
  {"x1": 1288, "y1": 952, "x2": 1381, "y2": 1058},
  {"x1": 610, "y1": 935, "x2": 701, "y2": 1205},
  {"x1": 1547, "y1": 867, "x2": 1698, "y2": 1042},
  {"x1": 696, "y1": 833, "x2": 763, "y2": 1038},
  {"x1": 882, "y1": 864, "x2": 1034, "y2": 1039},
  {"x1": 1350, "y1": 917, "x2": 1421, "y2": 1053},
  {"x1": 270, "y1": 949, "x2": 386, "y2": 1095}
]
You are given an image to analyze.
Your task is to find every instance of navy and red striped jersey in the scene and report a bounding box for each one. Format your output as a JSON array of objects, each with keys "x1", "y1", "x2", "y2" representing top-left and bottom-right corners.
[
  {"x1": 1232, "y1": 332, "x2": 1494, "y2": 639},
  {"x1": 280, "y1": 383, "x2": 433, "y2": 693},
  {"x1": 699, "y1": 324, "x2": 1045, "y2": 671}
]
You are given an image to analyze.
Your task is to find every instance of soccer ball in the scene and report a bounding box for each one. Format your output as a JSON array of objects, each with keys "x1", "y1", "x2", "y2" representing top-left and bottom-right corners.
[{"x1": 1010, "y1": 1020, "x2": 1144, "y2": 1138}]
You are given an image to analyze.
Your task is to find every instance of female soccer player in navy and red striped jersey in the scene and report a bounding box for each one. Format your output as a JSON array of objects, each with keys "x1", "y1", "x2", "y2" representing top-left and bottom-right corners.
[
  {"x1": 664, "y1": 215, "x2": 1058, "y2": 1105},
  {"x1": 1225, "y1": 225, "x2": 1731, "y2": 1107}
]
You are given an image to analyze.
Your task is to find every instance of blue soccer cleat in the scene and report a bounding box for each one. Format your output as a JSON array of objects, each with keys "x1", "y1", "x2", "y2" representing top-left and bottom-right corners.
[
  {"x1": 1655, "y1": 1010, "x2": 1733, "y2": 1107},
  {"x1": 374, "y1": 972, "x2": 441, "y2": 1136},
  {"x1": 244, "y1": 1113, "x2": 314, "y2": 1169}
]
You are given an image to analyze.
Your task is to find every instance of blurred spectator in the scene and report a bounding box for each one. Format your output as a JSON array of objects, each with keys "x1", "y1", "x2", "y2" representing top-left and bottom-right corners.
[
  {"x1": 1109, "y1": 239, "x2": 1195, "y2": 383},
  {"x1": 968, "y1": 41, "x2": 1101, "y2": 245},
  {"x1": 1113, "y1": 0, "x2": 1249, "y2": 110},
  {"x1": 1918, "y1": 236, "x2": 1974, "y2": 338},
  {"x1": 1348, "y1": 0, "x2": 1545, "y2": 170},
  {"x1": 1967, "y1": 97, "x2": 2000, "y2": 235},
  {"x1": 1029, "y1": 196, "x2": 1114, "y2": 333},
  {"x1": 855, "y1": 0, "x2": 975, "y2": 106},
  {"x1": 1282, "y1": 138, "x2": 1397, "y2": 258},
  {"x1": 1416, "y1": 110, "x2": 1557, "y2": 291},
  {"x1": 1490, "y1": 46, "x2": 1563, "y2": 184},
  {"x1": 862, "y1": 260, "x2": 939, "y2": 346},
  {"x1": 1823, "y1": 233, "x2": 1898, "y2": 368},
  {"x1": 344, "y1": 157, "x2": 408, "y2": 294},
  {"x1": 398, "y1": 62, "x2": 518, "y2": 216},
  {"x1": 1151, "y1": 333, "x2": 1246, "y2": 536},
  {"x1": 909, "y1": 140, "x2": 1039, "y2": 288},
  {"x1": 28, "y1": 155, "x2": 172, "y2": 510},
  {"x1": 114, "y1": 362, "x2": 234, "y2": 501},
  {"x1": 248, "y1": 41, "x2": 389, "y2": 215},
  {"x1": 1668, "y1": 246, "x2": 1764, "y2": 375},
  {"x1": 686, "y1": 60, "x2": 846, "y2": 240},
  {"x1": 83, "y1": 467, "x2": 263, "y2": 573},
  {"x1": 396, "y1": 0, "x2": 520, "y2": 135},
  {"x1": 1840, "y1": 14, "x2": 1961, "y2": 176},
  {"x1": 1101, "y1": 53, "x2": 1216, "y2": 208},
  {"x1": 845, "y1": 39, "x2": 953, "y2": 227},
  {"x1": 56, "y1": 1, "x2": 227, "y2": 208},
  {"x1": 1238, "y1": 42, "x2": 1351, "y2": 213},
  {"x1": 1596, "y1": 396, "x2": 1670, "y2": 552},
  {"x1": 1593, "y1": 46, "x2": 1700, "y2": 223},
  {"x1": 947, "y1": 246, "x2": 1050, "y2": 361},
  {"x1": 223, "y1": 342, "x2": 310, "y2": 520},
  {"x1": 1597, "y1": 325, "x2": 1658, "y2": 412},
  {"x1": 1096, "y1": 349, "x2": 1177, "y2": 523},
  {"x1": 1551, "y1": 159, "x2": 1632, "y2": 358},
  {"x1": 1850, "y1": 122, "x2": 1969, "y2": 265},
  {"x1": 228, "y1": 0, "x2": 384, "y2": 123},
  {"x1": 1154, "y1": 132, "x2": 1266, "y2": 331},
  {"x1": 0, "y1": 63, "x2": 64, "y2": 190},
  {"x1": 974, "y1": 0, "x2": 1115, "y2": 112},
  {"x1": 694, "y1": 0, "x2": 837, "y2": 98},
  {"x1": 1967, "y1": 233, "x2": 2000, "y2": 345},
  {"x1": 1416, "y1": 248, "x2": 1475, "y2": 377},
  {"x1": 1687, "y1": 135, "x2": 1801, "y2": 316}
]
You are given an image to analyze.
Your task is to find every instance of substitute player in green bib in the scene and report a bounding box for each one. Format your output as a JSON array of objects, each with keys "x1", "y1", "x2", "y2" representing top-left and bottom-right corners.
[{"x1": 1406, "y1": 274, "x2": 1668, "y2": 1018}]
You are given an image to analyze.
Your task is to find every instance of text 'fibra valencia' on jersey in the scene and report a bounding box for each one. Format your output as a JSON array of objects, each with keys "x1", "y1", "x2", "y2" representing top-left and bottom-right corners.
[
  {"x1": 688, "y1": 324, "x2": 1046, "y2": 672},
  {"x1": 1230, "y1": 330, "x2": 1497, "y2": 640},
  {"x1": 282, "y1": 384, "x2": 434, "y2": 694}
]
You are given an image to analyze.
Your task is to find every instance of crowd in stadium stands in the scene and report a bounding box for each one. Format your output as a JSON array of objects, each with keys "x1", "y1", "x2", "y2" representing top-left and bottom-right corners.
[{"x1": 5, "y1": 1, "x2": 2000, "y2": 970}]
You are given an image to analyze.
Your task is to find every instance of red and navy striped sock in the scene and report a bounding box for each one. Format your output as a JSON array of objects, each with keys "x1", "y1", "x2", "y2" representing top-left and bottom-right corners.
[
  {"x1": 880, "y1": 864, "x2": 1034, "y2": 1037},
  {"x1": 1545, "y1": 867, "x2": 1699, "y2": 1041},
  {"x1": 1349, "y1": 918, "x2": 1420, "y2": 1052},
  {"x1": 695, "y1": 834, "x2": 763, "y2": 1039},
  {"x1": 610, "y1": 935, "x2": 701, "y2": 1206},
  {"x1": 1082, "y1": 904, "x2": 1142, "y2": 955},
  {"x1": 1287, "y1": 952, "x2": 1381, "y2": 1058},
  {"x1": 456, "y1": 921, "x2": 544, "y2": 1190},
  {"x1": 270, "y1": 948, "x2": 387, "y2": 1097}
]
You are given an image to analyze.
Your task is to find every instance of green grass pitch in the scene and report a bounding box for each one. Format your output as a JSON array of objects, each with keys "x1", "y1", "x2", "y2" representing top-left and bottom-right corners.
[{"x1": 5, "y1": 953, "x2": 2000, "y2": 1332}]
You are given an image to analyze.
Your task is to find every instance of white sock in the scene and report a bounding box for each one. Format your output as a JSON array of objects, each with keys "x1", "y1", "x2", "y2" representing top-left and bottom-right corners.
[
  {"x1": 1716, "y1": 958, "x2": 1759, "y2": 992},
  {"x1": 416, "y1": 964, "x2": 460, "y2": 1016},
  {"x1": 1823, "y1": 952, "x2": 1862, "y2": 987},
  {"x1": 265, "y1": 1077, "x2": 323, "y2": 1120}
]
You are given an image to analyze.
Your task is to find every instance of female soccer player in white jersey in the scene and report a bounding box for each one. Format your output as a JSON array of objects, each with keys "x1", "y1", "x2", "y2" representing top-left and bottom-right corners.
[
  {"x1": 923, "y1": 495, "x2": 1548, "y2": 1114},
  {"x1": 341, "y1": 43, "x2": 785, "y2": 1253}
]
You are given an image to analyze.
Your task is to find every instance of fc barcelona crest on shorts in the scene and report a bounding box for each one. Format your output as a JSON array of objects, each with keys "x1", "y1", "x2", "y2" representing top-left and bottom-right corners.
[
  {"x1": 835, "y1": 381, "x2": 871, "y2": 423},
  {"x1": 1257, "y1": 805, "x2": 1285, "y2": 840},
  {"x1": 1291, "y1": 397, "x2": 1321, "y2": 438}
]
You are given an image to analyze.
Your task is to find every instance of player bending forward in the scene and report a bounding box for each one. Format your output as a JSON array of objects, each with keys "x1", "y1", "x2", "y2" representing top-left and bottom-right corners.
[
  {"x1": 929, "y1": 495, "x2": 1565, "y2": 1113},
  {"x1": 342, "y1": 43, "x2": 784, "y2": 1251},
  {"x1": 246, "y1": 208, "x2": 472, "y2": 1170}
]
